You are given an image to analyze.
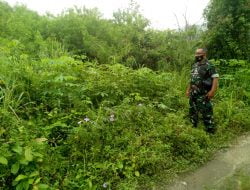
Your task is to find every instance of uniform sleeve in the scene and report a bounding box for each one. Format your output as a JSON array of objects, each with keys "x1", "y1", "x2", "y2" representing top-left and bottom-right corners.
[{"x1": 209, "y1": 63, "x2": 219, "y2": 78}]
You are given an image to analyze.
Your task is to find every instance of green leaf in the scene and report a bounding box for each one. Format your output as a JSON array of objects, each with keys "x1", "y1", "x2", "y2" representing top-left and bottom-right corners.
[
  {"x1": 0, "y1": 156, "x2": 8, "y2": 165},
  {"x1": 117, "y1": 162, "x2": 123, "y2": 169},
  {"x1": 19, "y1": 158, "x2": 29, "y2": 165},
  {"x1": 24, "y1": 147, "x2": 33, "y2": 161},
  {"x1": 28, "y1": 178, "x2": 34, "y2": 184},
  {"x1": 88, "y1": 179, "x2": 93, "y2": 188},
  {"x1": 0, "y1": 127, "x2": 6, "y2": 136},
  {"x1": 23, "y1": 181, "x2": 29, "y2": 190},
  {"x1": 16, "y1": 183, "x2": 23, "y2": 190},
  {"x1": 11, "y1": 162, "x2": 20, "y2": 174},
  {"x1": 38, "y1": 184, "x2": 49, "y2": 189},
  {"x1": 12, "y1": 144, "x2": 23, "y2": 155},
  {"x1": 135, "y1": 171, "x2": 140, "y2": 177},
  {"x1": 29, "y1": 171, "x2": 39, "y2": 177},
  {"x1": 34, "y1": 177, "x2": 41, "y2": 185},
  {"x1": 17, "y1": 180, "x2": 29, "y2": 190},
  {"x1": 14, "y1": 174, "x2": 27, "y2": 182}
]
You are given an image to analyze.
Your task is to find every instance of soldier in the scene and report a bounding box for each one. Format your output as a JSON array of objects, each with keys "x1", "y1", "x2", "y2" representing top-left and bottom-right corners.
[{"x1": 186, "y1": 48, "x2": 219, "y2": 134}]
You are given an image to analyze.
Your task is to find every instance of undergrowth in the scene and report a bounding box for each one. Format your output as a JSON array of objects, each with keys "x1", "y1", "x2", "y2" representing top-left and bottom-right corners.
[{"x1": 0, "y1": 55, "x2": 249, "y2": 190}]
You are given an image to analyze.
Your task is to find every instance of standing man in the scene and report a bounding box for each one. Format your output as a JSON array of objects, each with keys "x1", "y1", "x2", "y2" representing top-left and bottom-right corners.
[{"x1": 186, "y1": 48, "x2": 219, "y2": 134}]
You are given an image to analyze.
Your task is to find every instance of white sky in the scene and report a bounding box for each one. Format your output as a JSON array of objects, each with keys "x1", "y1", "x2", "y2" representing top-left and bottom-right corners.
[{"x1": 5, "y1": 0, "x2": 210, "y2": 30}]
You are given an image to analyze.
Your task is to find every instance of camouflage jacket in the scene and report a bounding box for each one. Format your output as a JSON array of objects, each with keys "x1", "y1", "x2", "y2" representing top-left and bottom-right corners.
[{"x1": 190, "y1": 59, "x2": 219, "y2": 94}]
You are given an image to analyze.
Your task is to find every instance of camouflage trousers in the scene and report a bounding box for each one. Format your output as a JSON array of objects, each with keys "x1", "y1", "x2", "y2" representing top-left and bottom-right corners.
[{"x1": 189, "y1": 94, "x2": 215, "y2": 133}]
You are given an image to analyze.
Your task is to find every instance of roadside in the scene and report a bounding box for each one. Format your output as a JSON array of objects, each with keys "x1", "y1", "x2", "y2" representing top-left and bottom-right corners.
[{"x1": 164, "y1": 132, "x2": 250, "y2": 190}]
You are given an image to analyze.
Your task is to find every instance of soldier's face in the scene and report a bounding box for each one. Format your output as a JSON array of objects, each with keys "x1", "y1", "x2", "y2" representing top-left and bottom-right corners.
[{"x1": 195, "y1": 49, "x2": 205, "y2": 62}]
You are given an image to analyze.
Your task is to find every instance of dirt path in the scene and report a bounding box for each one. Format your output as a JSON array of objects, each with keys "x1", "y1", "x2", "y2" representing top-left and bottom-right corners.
[{"x1": 165, "y1": 133, "x2": 250, "y2": 190}]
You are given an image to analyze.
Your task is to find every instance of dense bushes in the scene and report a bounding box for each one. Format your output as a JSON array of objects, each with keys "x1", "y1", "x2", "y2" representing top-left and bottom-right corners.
[
  {"x1": 0, "y1": 0, "x2": 249, "y2": 189},
  {"x1": 0, "y1": 1, "x2": 201, "y2": 70},
  {"x1": 0, "y1": 55, "x2": 249, "y2": 189},
  {"x1": 203, "y1": 0, "x2": 250, "y2": 60}
]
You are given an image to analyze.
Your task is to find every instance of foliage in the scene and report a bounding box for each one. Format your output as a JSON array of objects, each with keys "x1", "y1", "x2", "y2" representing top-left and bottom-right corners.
[
  {"x1": 0, "y1": 0, "x2": 201, "y2": 70},
  {"x1": 0, "y1": 1, "x2": 249, "y2": 189},
  {"x1": 0, "y1": 53, "x2": 249, "y2": 189},
  {"x1": 203, "y1": 0, "x2": 250, "y2": 60}
]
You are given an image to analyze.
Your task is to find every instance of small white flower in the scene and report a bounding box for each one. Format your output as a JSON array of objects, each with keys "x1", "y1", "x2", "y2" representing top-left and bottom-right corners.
[
  {"x1": 109, "y1": 114, "x2": 115, "y2": 122},
  {"x1": 77, "y1": 121, "x2": 82, "y2": 125},
  {"x1": 84, "y1": 117, "x2": 90, "y2": 122},
  {"x1": 138, "y1": 103, "x2": 143, "y2": 107},
  {"x1": 103, "y1": 182, "x2": 108, "y2": 188}
]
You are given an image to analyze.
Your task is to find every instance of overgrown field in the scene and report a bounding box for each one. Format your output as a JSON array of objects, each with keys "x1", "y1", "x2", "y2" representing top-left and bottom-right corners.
[
  {"x1": 0, "y1": 53, "x2": 249, "y2": 189},
  {"x1": 0, "y1": 0, "x2": 249, "y2": 189}
]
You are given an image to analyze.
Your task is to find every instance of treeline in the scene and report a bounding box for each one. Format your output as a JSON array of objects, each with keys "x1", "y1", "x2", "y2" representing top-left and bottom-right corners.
[
  {"x1": 0, "y1": 1, "x2": 203, "y2": 70},
  {"x1": 1, "y1": 0, "x2": 249, "y2": 70},
  {"x1": 204, "y1": 0, "x2": 250, "y2": 60},
  {"x1": 0, "y1": 0, "x2": 247, "y2": 72}
]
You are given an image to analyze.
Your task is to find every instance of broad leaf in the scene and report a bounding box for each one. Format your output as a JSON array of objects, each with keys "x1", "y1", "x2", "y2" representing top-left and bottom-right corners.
[{"x1": 0, "y1": 156, "x2": 8, "y2": 165}]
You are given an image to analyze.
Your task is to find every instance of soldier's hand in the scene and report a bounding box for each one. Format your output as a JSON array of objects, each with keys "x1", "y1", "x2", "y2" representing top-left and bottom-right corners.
[{"x1": 206, "y1": 90, "x2": 215, "y2": 100}]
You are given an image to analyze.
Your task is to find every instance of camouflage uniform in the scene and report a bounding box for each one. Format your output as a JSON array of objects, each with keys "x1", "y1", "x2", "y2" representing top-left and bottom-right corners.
[{"x1": 189, "y1": 59, "x2": 219, "y2": 133}]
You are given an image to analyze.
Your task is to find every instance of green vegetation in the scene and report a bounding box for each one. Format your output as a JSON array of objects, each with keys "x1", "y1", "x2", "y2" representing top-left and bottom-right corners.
[
  {"x1": 0, "y1": 0, "x2": 249, "y2": 189},
  {"x1": 203, "y1": 0, "x2": 250, "y2": 60}
]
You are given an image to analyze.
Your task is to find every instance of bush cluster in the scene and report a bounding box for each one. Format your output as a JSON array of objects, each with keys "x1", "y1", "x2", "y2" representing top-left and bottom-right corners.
[{"x1": 0, "y1": 55, "x2": 249, "y2": 189}]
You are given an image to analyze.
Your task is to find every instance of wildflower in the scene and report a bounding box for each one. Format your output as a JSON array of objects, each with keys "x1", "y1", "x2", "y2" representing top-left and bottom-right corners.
[
  {"x1": 84, "y1": 117, "x2": 90, "y2": 122},
  {"x1": 103, "y1": 182, "x2": 108, "y2": 188},
  {"x1": 109, "y1": 114, "x2": 115, "y2": 122},
  {"x1": 77, "y1": 121, "x2": 82, "y2": 125},
  {"x1": 138, "y1": 103, "x2": 143, "y2": 107}
]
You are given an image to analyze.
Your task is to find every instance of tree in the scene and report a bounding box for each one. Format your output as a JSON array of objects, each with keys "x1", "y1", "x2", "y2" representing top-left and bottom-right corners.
[{"x1": 203, "y1": 0, "x2": 250, "y2": 60}]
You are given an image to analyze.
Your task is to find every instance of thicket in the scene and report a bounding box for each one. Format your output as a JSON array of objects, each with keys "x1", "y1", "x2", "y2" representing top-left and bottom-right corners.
[
  {"x1": 0, "y1": 0, "x2": 249, "y2": 189},
  {"x1": 203, "y1": 0, "x2": 250, "y2": 60},
  {"x1": 0, "y1": 53, "x2": 249, "y2": 190},
  {"x1": 0, "y1": 1, "x2": 201, "y2": 70}
]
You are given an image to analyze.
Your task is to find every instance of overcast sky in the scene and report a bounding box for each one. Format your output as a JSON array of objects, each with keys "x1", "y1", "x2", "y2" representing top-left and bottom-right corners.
[{"x1": 5, "y1": 0, "x2": 210, "y2": 30}]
